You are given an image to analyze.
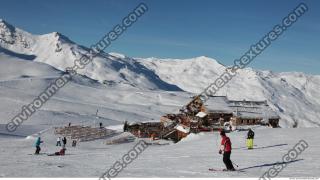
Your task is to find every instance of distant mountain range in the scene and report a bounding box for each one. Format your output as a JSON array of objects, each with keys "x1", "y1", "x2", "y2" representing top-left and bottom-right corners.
[{"x1": 1, "y1": 19, "x2": 320, "y2": 128}]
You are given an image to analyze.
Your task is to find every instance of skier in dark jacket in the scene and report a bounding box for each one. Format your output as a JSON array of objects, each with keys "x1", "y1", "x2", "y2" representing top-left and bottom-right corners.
[
  {"x1": 219, "y1": 130, "x2": 235, "y2": 171},
  {"x1": 62, "y1": 137, "x2": 67, "y2": 148},
  {"x1": 246, "y1": 128, "x2": 255, "y2": 149},
  {"x1": 34, "y1": 137, "x2": 43, "y2": 154},
  {"x1": 123, "y1": 121, "x2": 129, "y2": 132},
  {"x1": 72, "y1": 139, "x2": 77, "y2": 147}
]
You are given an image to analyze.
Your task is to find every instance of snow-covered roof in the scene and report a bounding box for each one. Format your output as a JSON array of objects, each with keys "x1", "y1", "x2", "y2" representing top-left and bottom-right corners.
[
  {"x1": 196, "y1": 112, "x2": 207, "y2": 118},
  {"x1": 232, "y1": 104, "x2": 280, "y2": 120},
  {"x1": 174, "y1": 125, "x2": 190, "y2": 133},
  {"x1": 204, "y1": 96, "x2": 280, "y2": 120},
  {"x1": 203, "y1": 96, "x2": 233, "y2": 113},
  {"x1": 234, "y1": 111, "x2": 279, "y2": 119}
]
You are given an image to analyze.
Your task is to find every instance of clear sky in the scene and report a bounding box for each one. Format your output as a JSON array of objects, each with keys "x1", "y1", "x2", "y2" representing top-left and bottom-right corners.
[{"x1": 0, "y1": 0, "x2": 319, "y2": 74}]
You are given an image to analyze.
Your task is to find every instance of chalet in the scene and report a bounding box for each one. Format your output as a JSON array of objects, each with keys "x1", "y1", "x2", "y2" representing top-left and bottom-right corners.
[
  {"x1": 202, "y1": 96, "x2": 234, "y2": 126},
  {"x1": 125, "y1": 121, "x2": 162, "y2": 138},
  {"x1": 191, "y1": 96, "x2": 280, "y2": 128},
  {"x1": 125, "y1": 95, "x2": 280, "y2": 143},
  {"x1": 228, "y1": 99, "x2": 280, "y2": 127}
]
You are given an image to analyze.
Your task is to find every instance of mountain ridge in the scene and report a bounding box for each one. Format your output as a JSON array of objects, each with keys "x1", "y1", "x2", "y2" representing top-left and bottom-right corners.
[
  {"x1": 0, "y1": 19, "x2": 181, "y2": 91},
  {"x1": 1, "y1": 19, "x2": 320, "y2": 128}
]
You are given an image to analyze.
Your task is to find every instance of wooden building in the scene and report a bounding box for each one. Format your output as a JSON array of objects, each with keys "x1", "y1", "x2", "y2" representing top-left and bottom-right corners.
[
  {"x1": 125, "y1": 95, "x2": 280, "y2": 143},
  {"x1": 125, "y1": 121, "x2": 163, "y2": 138},
  {"x1": 197, "y1": 96, "x2": 280, "y2": 128}
]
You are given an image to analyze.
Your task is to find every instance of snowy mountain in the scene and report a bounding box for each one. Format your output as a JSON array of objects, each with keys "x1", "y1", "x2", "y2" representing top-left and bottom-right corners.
[
  {"x1": 0, "y1": 19, "x2": 181, "y2": 91},
  {"x1": 0, "y1": 52, "x2": 190, "y2": 136},
  {"x1": 139, "y1": 58, "x2": 320, "y2": 127},
  {"x1": 1, "y1": 19, "x2": 320, "y2": 128}
]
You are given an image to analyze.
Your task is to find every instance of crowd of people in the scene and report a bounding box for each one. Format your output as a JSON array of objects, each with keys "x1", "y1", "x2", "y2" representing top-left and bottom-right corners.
[
  {"x1": 34, "y1": 132, "x2": 81, "y2": 156},
  {"x1": 34, "y1": 136, "x2": 69, "y2": 156},
  {"x1": 34, "y1": 135, "x2": 78, "y2": 156},
  {"x1": 34, "y1": 122, "x2": 106, "y2": 156}
]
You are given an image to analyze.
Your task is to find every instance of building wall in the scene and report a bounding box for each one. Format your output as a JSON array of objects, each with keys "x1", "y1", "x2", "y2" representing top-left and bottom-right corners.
[{"x1": 231, "y1": 117, "x2": 262, "y2": 126}]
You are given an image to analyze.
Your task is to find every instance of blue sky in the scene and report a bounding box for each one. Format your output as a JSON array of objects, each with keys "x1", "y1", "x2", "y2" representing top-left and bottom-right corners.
[{"x1": 0, "y1": 0, "x2": 319, "y2": 74}]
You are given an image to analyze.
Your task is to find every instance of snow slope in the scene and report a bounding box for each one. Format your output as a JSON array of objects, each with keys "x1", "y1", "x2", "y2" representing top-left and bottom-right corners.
[
  {"x1": 0, "y1": 127, "x2": 319, "y2": 178},
  {"x1": 0, "y1": 53, "x2": 190, "y2": 137}
]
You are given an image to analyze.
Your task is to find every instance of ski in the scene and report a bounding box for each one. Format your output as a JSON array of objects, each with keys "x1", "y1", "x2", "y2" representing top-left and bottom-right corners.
[
  {"x1": 27, "y1": 153, "x2": 47, "y2": 155},
  {"x1": 208, "y1": 168, "x2": 245, "y2": 172}
]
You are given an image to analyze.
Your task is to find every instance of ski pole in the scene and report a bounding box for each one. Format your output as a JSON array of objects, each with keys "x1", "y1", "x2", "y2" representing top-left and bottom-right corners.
[{"x1": 231, "y1": 161, "x2": 239, "y2": 167}]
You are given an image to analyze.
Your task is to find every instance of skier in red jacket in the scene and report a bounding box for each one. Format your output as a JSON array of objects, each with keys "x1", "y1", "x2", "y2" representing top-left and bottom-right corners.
[{"x1": 219, "y1": 130, "x2": 235, "y2": 171}]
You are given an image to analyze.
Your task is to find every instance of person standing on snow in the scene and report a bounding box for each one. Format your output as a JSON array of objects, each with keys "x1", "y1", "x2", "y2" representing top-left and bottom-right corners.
[
  {"x1": 56, "y1": 137, "x2": 61, "y2": 146},
  {"x1": 72, "y1": 139, "x2": 77, "y2": 147},
  {"x1": 62, "y1": 137, "x2": 67, "y2": 148},
  {"x1": 219, "y1": 130, "x2": 235, "y2": 171},
  {"x1": 34, "y1": 136, "x2": 43, "y2": 155},
  {"x1": 246, "y1": 128, "x2": 255, "y2": 149}
]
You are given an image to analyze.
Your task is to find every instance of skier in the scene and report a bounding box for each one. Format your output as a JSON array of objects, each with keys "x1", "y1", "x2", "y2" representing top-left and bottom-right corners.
[
  {"x1": 246, "y1": 128, "x2": 255, "y2": 149},
  {"x1": 48, "y1": 148, "x2": 66, "y2": 156},
  {"x1": 72, "y1": 139, "x2": 77, "y2": 147},
  {"x1": 123, "y1": 121, "x2": 129, "y2": 132},
  {"x1": 56, "y1": 137, "x2": 61, "y2": 146},
  {"x1": 62, "y1": 137, "x2": 67, "y2": 148},
  {"x1": 34, "y1": 136, "x2": 43, "y2": 155},
  {"x1": 219, "y1": 130, "x2": 235, "y2": 171}
]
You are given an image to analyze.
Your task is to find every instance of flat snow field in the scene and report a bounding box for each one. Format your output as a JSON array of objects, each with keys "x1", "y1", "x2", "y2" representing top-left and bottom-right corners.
[{"x1": 0, "y1": 127, "x2": 319, "y2": 178}]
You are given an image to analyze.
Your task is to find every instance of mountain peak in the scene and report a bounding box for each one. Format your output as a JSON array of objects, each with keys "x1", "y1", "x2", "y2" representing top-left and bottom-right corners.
[
  {"x1": 108, "y1": 52, "x2": 127, "y2": 59},
  {"x1": 0, "y1": 18, "x2": 5, "y2": 23},
  {"x1": 193, "y1": 56, "x2": 214, "y2": 62},
  {"x1": 0, "y1": 18, "x2": 15, "y2": 32},
  {"x1": 195, "y1": 55, "x2": 210, "y2": 59},
  {"x1": 191, "y1": 55, "x2": 225, "y2": 67},
  {"x1": 43, "y1": 31, "x2": 75, "y2": 45}
]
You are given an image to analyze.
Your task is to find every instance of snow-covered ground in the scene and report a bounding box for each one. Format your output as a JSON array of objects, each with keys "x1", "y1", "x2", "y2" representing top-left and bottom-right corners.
[{"x1": 0, "y1": 127, "x2": 319, "y2": 177}]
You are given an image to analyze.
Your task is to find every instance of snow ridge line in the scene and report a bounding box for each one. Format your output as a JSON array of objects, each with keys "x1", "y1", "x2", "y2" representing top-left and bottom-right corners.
[
  {"x1": 197, "y1": 3, "x2": 308, "y2": 104},
  {"x1": 5, "y1": 3, "x2": 149, "y2": 132}
]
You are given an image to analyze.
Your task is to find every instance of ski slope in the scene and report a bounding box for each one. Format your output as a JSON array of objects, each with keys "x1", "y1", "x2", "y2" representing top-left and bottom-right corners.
[
  {"x1": 0, "y1": 127, "x2": 319, "y2": 178},
  {"x1": 0, "y1": 53, "x2": 190, "y2": 136}
]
